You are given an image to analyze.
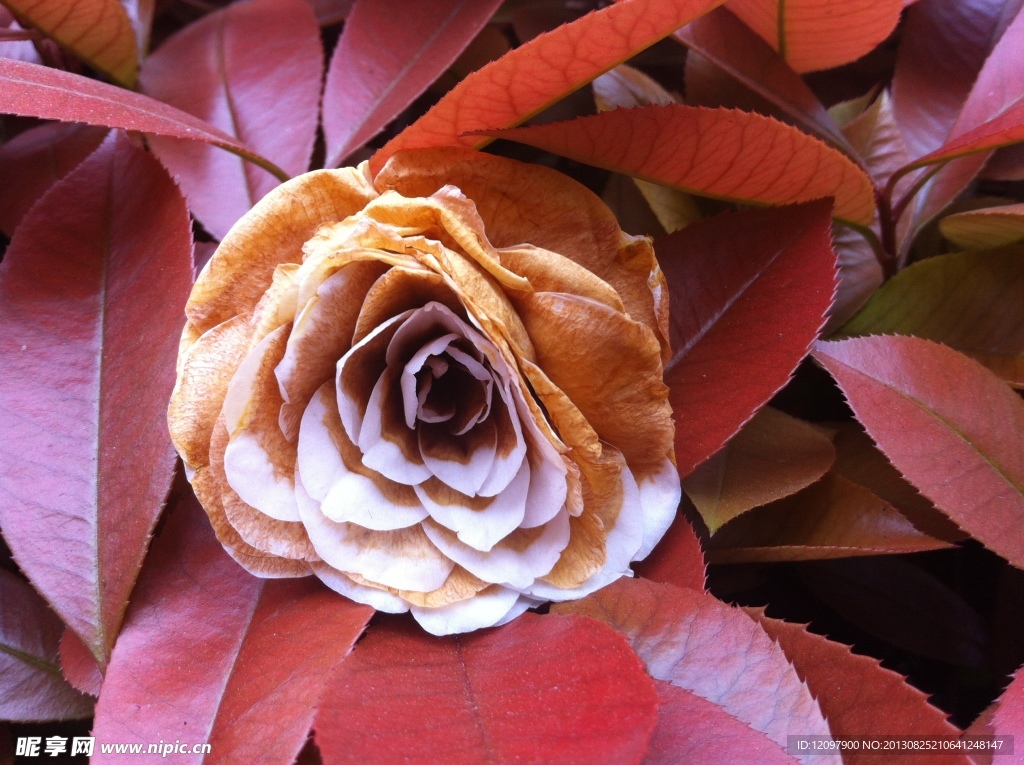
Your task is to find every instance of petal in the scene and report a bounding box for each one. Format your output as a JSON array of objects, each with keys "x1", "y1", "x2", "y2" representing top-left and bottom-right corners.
[
  {"x1": 410, "y1": 585, "x2": 521, "y2": 636},
  {"x1": 414, "y1": 459, "x2": 530, "y2": 552},
  {"x1": 357, "y1": 367, "x2": 431, "y2": 484},
  {"x1": 297, "y1": 480, "x2": 453, "y2": 592},
  {"x1": 169, "y1": 313, "x2": 253, "y2": 470},
  {"x1": 422, "y1": 512, "x2": 570, "y2": 590},
  {"x1": 187, "y1": 166, "x2": 377, "y2": 335},
  {"x1": 248, "y1": 263, "x2": 299, "y2": 348},
  {"x1": 222, "y1": 324, "x2": 299, "y2": 522},
  {"x1": 633, "y1": 456, "x2": 681, "y2": 561},
  {"x1": 297, "y1": 383, "x2": 425, "y2": 530},
  {"x1": 351, "y1": 266, "x2": 466, "y2": 346},
  {"x1": 529, "y1": 459, "x2": 644, "y2": 602},
  {"x1": 311, "y1": 563, "x2": 410, "y2": 614},
  {"x1": 210, "y1": 418, "x2": 317, "y2": 560},
  {"x1": 277, "y1": 259, "x2": 388, "y2": 440}
]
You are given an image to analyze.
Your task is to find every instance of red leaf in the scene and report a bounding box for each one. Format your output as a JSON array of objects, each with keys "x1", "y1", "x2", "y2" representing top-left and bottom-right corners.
[
  {"x1": 554, "y1": 578, "x2": 832, "y2": 758},
  {"x1": 306, "y1": 0, "x2": 354, "y2": 25},
  {"x1": 139, "y1": 0, "x2": 322, "y2": 240},
  {"x1": 3, "y1": 0, "x2": 137, "y2": 86},
  {"x1": 891, "y1": 0, "x2": 1016, "y2": 159},
  {"x1": 657, "y1": 202, "x2": 837, "y2": 478},
  {"x1": 748, "y1": 609, "x2": 971, "y2": 765},
  {"x1": 724, "y1": 0, "x2": 903, "y2": 73},
  {"x1": 0, "y1": 121, "x2": 106, "y2": 236},
  {"x1": 675, "y1": 8, "x2": 853, "y2": 153},
  {"x1": 484, "y1": 105, "x2": 876, "y2": 226},
  {"x1": 0, "y1": 132, "x2": 193, "y2": 668},
  {"x1": 645, "y1": 680, "x2": 799, "y2": 765},
  {"x1": 988, "y1": 669, "x2": 1024, "y2": 754},
  {"x1": 92, "y1": 491, "x2": 374, "y2": 765},
  {"x1": 633, "y1": 500, "x2": 707, "y2": 591},
  {"x1": 322, "y1": 0, "x2": 502, "y2": 168},
  {"x1": 59, "y1": 629, "x2": 103, "y2": 698},
  {"x1": 896, "y1": 6, "x2": 1024, "y2": 239},
  {"x1": 705, "y1": 473, "x2": 952, "y2": 563},
  {"x1": 813, "y1": 336, "x2": 1024, "y2": 570},
  {"x1": 369, "y1": 0, "x2": 726, "y2": 175},
  {"x1": 0, "y1": 569, "x2": 92, "y2": 722},
  {"x1": 0, "y1": 57, "x2": 287, "y2": 182},
  {"x1": 682, "y1": 407, "x2": 836, "y2": 533},
  {"x1": 315, "y1": 614, "x2": 659, "y2": 765}
]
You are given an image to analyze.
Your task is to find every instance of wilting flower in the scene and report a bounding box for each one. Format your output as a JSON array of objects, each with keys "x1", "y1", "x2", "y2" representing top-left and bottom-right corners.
[{"x1": 169, "y1": 147, "x2": 680, "y2": 635}]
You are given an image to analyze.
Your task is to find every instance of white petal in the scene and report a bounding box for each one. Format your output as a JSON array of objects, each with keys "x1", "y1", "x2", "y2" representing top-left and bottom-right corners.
[
  {"x1": 223, "y1": 433, "x2": 300, "y2": 521},
  {"x1": 419, "y1": 417, "x2": 497, "y2": 496},
  {"x1": 422, "y1": 511, "x2": 570, "y2": 590},
  {"x1": 411, "y1": 586, "x2": 521, "y2": 636},
  {"x1": 491, "y1": 596, "x2": 541, "y2": 628},
  {"x1": 475, "y1": 377, "x2": 528, "y2": 497},
  {"x1": 527, "y1": 464, "x2": 645, "y2": 602},
  {"x1": 519, "y1": 429, "x2": 568, "y2": 529},
  {"x1": 633, "y1": 457, "x2": 682, "y2": 561},
  {"x1": 415, "y1": 459, "x2": 530, "y2": 551},
  {"x1": 311, "y1": 563, "x2": 410, "y2": 614},
  {"x1": 400, "y1": 333, "x2": 459, "y2": 428},
  {"x1": 357, "y1": 371, "x2": 431, "y2": 485},
  {"x1": 320, "y1": 469, "x2": 429, "y2": 530},
  {"x1": 296, "y1": 384, "x2": 347, "y2": 502},
  {"x1": 297, "y1": 480, "x2": 453, "y2": 592}
]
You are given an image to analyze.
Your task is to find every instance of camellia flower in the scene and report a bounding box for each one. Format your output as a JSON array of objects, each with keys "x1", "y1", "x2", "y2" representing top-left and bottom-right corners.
[{"x1": 169, "y1": 147, "x2": 680, "y2": 635}]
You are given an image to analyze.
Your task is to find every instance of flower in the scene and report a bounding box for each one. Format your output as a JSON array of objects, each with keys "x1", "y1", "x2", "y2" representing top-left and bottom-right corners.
[{"x1": 168, "y1": 147, "x2": 680, "y2": 635}]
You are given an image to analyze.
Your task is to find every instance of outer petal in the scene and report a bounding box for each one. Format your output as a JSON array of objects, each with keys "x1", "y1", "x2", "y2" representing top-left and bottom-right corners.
[
  {"x1": 410, "y1": 585, "x2": 521, "y2": 635},
  {"x1": 312, "y1": 563, "x2": 410, "y2": 614},
  {"x1": 633, "y1": 457, "x2": 681, "y2": 561}
]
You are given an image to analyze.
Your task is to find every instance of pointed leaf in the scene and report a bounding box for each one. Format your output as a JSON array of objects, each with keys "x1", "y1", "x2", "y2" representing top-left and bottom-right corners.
[
  {"x1": 646, "y1": 680, "x2": 799, "y2": 765},
  {"x1": 827, "y1": 221, "x2": 884, "y2": 332},
  {"x1": 800, "y1": 557, "x2": 990, "y2": 668},
  {"x1": 0, "y1": 569, "x2": 92, "y2": 722},
  {"x1": 657, "y1": 202, "x2": 837, "y2": 478},
  {"x1": 0, "y1": 132, "x2": 192, "y2": 668},
  {"x1": 484, "y1": 105, "x2": 875, "y2": 226},
  {"x1": 724, "y1": 0, "x2": 903, "y2": 73},
  {"x1": 813, "y1": 335, "x2": 1024, "y2": 570},
  {"x1": 839, "y1": 248, "x2": 1024, "y2": 388},
  {"x1": 0, "y1": 121, "x2": 106, "y2": 236},
  {"x1": 0, "y1": 57, "x2": 288, "y2": 182},
  {"x1": 92, "y1": 490, "x2": 374, "y2": 765},
  {"x1": 988, "y1": 669, "x2": 1024, "y2": 754},
  {"x1": 369, "y1": 0, "x2": 727, "y2": 175},
  {"x1": 633, "y1": 501, "x2": 707, "y2": 591},
  {"x1": 2, "y1": 0, "x2": 138, "y2": 86},
  {"x1": 843, "y1": 91, "x2": 913, "y2": 192},
  {"x1": 323, "y1": 0, "x2": 502, "y2": 168},
  {"x1": 748, "y1": 609, "x2": 971, "y2": 765},
  {"x1": 891, "y1": 0, "x2": 1020, "y2": 158},
  {"x1": 316, "y1": 613, "x2": 659, "y2": 765},
  {"x1": 554, "y1": 578, "x2": 833, "y2": 763},
  {"x1": 675, "y1": 8, "x2": 852, "y2": 153},
  {"x1": 58, "y1": 630, "x2": 103, "y2": 698},
  {"x1": 706, "y1": 473, "x2": 953, "y2": 563},
  {"x1": 139, "y1": 0, "x2": 322, "y2": 240},
  {"x1": 939, "y1": 203, "x2": 1024, "y2": 249},
  {"x1": 683, "y1": 407, "x2": 836, "y2": 533}
]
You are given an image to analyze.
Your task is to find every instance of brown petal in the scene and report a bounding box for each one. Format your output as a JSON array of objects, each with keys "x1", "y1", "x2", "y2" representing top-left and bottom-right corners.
[
  {"x1": 352, "y1": 266, "x2": 465, "y2": 346},
  {"x1": 168, "y1": 313, "x2": 253, "y2": 470},
  {"x1": 248, "y1": 263, "x2": 300, "y2": 349},
  {"x1": 187, "y1": 167, "x2": 378, "y2": 334},
  {"x1": 278, "y1": 259, "x2": 388, "y2": 440},
  {"x1": 346, "y1": 566, "x2": 489, "y2": 609},
  {"x1": 376, "y1": 147, "x2": 664, "y2": 342},
  {"x1": 517, "y1": 292, "x2": 673, "y2": 474},
  {"x1": 540, "y1": 511, "x2": 606, "y2": 589},
  {"x1": 192, "y1": 465, "x2": 313, "y2": 578},
  {"x1": 210, "y1": 417, "x2": 317, "y2": 561},
  {"x1": 499, "y1": 244, "x2": 623, "y2": 312}
]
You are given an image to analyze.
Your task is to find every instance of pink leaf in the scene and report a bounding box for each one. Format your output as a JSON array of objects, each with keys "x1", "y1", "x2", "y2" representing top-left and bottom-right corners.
[
  {"x1": 814, "y1": 336, "x2": 1024, "y2": 570},
  {"x1": 0, "y1": 121, "x2": 106, "y2": 236},
  {"x1": 369, "y1": 0, "x2": 726, "y2": 175},
  {"x1": 0, "y1": 57, "x2": 287, "y2": 182},
  {"x1": 316, "y1": 614, "x2": 659, "y2": 765},
  {"x1": 59, "y1": 629, "x2": 103, "y2": 697},
  {"x1": 92, "y1": 490, "x2": 374, "y2": 765},
  {"x1": 645, "y1": 680, "x2": 799, "y2": 765},
  {"x1": 0, "y1": 132, "x2": 193, "y2": 668},
  {"x1": 323, "y1": 0, "x2": 503, "y2": 168},
  {"x1": 139, "y1": 0, "x2": 323, "y2": 240},
  {"x1": 658, "y1": 202, "x2": 837, "y2": 478},
  {"x1": 0, "y1": 569, "x2": 92, "y2": 722},
  {"x1": 554, "y1": 578, "x2": 833, "y2": 763}
]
